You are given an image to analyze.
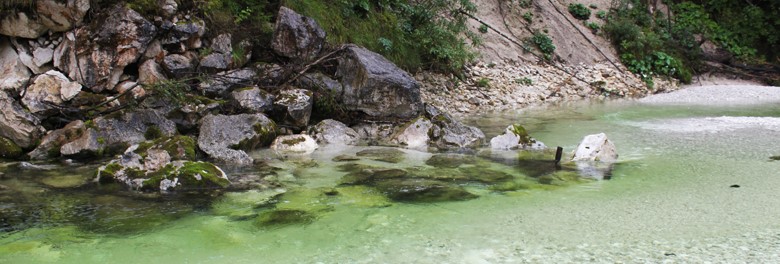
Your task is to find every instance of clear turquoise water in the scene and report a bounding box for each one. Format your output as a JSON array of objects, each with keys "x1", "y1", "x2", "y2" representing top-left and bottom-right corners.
[{"x1": 2, "y1": 99, "x2": 779, "y2": 263}]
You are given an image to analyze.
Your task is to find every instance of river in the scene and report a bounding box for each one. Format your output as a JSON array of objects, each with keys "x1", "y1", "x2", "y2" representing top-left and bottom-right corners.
[{"x1": 1, "y1": 85, "x2": 779, "y2": 263}]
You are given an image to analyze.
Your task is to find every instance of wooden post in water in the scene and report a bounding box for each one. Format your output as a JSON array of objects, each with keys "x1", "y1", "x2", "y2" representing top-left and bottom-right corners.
[{"x1": 554, "y1": 146, "x2": 563, "y2": 166}]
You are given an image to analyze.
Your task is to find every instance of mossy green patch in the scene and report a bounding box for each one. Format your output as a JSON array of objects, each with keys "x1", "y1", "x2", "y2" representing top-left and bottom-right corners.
[
  {"x1": 177, "y1": 161, "x2": 230, "y2": 188},
  {"x1": 254, "y1": 209, "x2": 317, "y2": 228},
  {"x1": 374, "y1": 178, "x2": 478, "y2": 203},
  {"x1": 274, "y1": 188, "x2": 334, "y2": 213},
  {"x1": 458, "y1": 166, "x2": 514, "y2": 184},
  {"x1": 0, "y1": 137, "x2": 23, "y2": 159},
  {"x1": 509, "y1": 124, "x2": 533, "y2": 144},
  {"x1": 144, "y1": 126, "x2": 163, "y2": 140},
  {"x1": 281, "y1": 137, "x2": 306, "y2": 146},
  {"x1": 425, "y1": 154, "x2": 477, "y2": 168},
  {"x1": 232, "y1": 122, "x2": 277, "y2": 150},
  {"x1": 335, "y1": 186, "x2": 392, "y2": 208}
]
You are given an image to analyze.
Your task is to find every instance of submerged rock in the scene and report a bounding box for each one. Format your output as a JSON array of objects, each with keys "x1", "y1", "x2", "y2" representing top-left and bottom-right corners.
[
  {"x1": 335, "y1": 186, "x2": 392, "y2": 208},
  {"x1": 355, "y1": 148, "x2": 406, "y2": 163},
  {"x1": 254, "y1": 209, "x2": 317, "y2": 228},
  {"x1": 425, "y1": 153, "x2": 478, "y2": 168},
  {"x1": 374, "y1": 179, "x2": 477, "y2": 203}
]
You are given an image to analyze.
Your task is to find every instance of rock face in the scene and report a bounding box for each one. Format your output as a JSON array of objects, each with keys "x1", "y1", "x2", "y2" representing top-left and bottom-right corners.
[
  {"x1": 60, "y1": 109, "x2": 177, "y2": 156},
  {"x1": 270, "y1": 134, "x2": 318, "y2": 154},
  {"x1": 336, "y1": 45, "x2": 423, "y2": 120},
  {"x1": 198, "y1": 114, "x2": 277, "y2": 165},
  {"x1": 0, "y1": 92, "x2": 44, "y2": 148},
  {"x1": 271, "y1": 7, "x2": 326, "y2": 61},
  {"x1": 489, "y1": 124, "x2": 546, "y2": 150},
  {"x1": 273, "y1": 88, "x2": 313, "y2": 128},
  {"x1": 308, "y1": 119, "x2": 359, "y2": 145},
  {"x1": 22, "y1": 70, "x2": 82, "y2": 116},
  {"x1": 11, "y1": 38, "x2": 56, "y2": 74},
  {"x1": 0, "y1": 38, "x2": 31, "y2": 92},
  {"x1": 54, "y1": 6, "x2": 156, "y2": 92},
  {"x1": 572, "y1": 133, "x2": 618, "y2": 162},
  {"x1": 162, "y1": 54, "x2": 196, "y2": 79},
  {"x1": 230, "y1": 87, "x2": 274, "y2": 113},
  {"x1": 0, "y1": 0, "x2": 91, "y2": 38}
]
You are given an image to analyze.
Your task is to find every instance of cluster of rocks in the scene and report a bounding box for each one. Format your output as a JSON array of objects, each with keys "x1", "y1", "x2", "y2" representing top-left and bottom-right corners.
[
  {"x1": 418, "y1": 61, "x2": 680, "y2": 114},
  {"x1": 0, "y1": 4, "x2": 488, "y2": 192}
]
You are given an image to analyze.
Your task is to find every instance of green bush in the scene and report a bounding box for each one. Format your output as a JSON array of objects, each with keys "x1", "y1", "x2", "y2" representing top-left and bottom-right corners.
[
  {"x1": 529, "y1": 31, "x2": 555, "y2": 61},
  {"x1": 522, "y1": 11, "x2": 533, "y2": 23},
  {"x1": 479, "y1": 24, "x2": 488, "y2": 33},
  {"x1": 284, "y1": 0, "x2": 479, "y2": 73},
  {"x1": 585, "y1": 22, "x2": 600, "y2": 33},
  {"x1": 476, "y1": 78, "x2": 490, "y2": 87},
  {"x1": 568, "y1": 3, "x2": 591, "y2": 20},
  {"x1": 596, "y1": 10, "x2": 607, "y2": 19}
]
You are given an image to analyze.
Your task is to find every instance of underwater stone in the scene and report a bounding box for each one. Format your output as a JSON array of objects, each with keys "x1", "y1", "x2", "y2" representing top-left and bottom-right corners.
[
  {"x1": 254, "y1": 209, "x2": 317, "y2": 228},
  {"x1": 355, "y1": 148, "x2": 406, "y2": 163},
  {"x1": 425, "y1": 153, "x2": 478, "y2": 168},
  {"x1": 374, "y1": 178, "x2": 478, "y2": 203}
]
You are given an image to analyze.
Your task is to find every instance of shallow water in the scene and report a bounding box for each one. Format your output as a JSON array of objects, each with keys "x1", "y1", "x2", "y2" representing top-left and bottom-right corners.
[{"x1": 2, "y1": 97, "x2": 780, "y2": 263}]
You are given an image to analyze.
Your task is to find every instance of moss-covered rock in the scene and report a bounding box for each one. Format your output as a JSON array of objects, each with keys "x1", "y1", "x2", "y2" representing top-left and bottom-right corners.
[
  {"x1": 335, "y1": 186, "x2": 392, "y2": 208},
  {"x1": 39, "y1": 174, "x2": 92, "y2": 189},
  {"x1": 0, "y1": 136, "x2": 23, "y2": 159},
  {"x1": 339, "y1": 168, "x2": 408, "y2": 185},
  {"x1": 253, "y1": 209, "x2": 317, "y2": 228},
  {"x1": 96, "y1": 159, "x2": 230, "y2": 192},
  {"x1": 274, "y1": 188, "x2": 334, "y2": 213},
  {"x1": 425, "y1": 153, "x2": 477, "y2": 168},
  {"x1": 458, "y1": 166, "x2": 514, "y2": 183},
  {"x1": 211, "y1": 188, "x2": 287, "y2": 219},
  {"x1": 374, "y1": 178, "x2": 477, "y2": 203},
  {"x1": 537, "y1": 170, "x2": 587, "y2": 185},
  {"x1": 76, "y1": 194, "x2": 192, "y2": 235},
  {"x1": 355, "y1": 148, "x2": 406, "y2": 163}
]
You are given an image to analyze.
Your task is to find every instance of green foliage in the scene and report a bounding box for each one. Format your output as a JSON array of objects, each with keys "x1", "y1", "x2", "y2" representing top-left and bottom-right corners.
[
  {"x1": 146, "y1": 79, "x2": 192, "y2": 107},
  {"x1": 589, "y1": 4, "x2": 597, "y2": 9},
  {"x1": 529, "y1": 30, "x2": 555, "y2": 61},
  {"x1": 197, "y1": 0, "x2": 275, "y2": 45},
  {"x1": 517, "y1": 0, "x2": 532, "y2": 8},
  {"x1": 596, "y1": 10, "x2": 607, "y2": 19},
  {"x1": 283, "y1": 0, "x2": 479, "y2": 73},
  {"x1": 522, "y1": 11, "x2": 533, "y2": 23},
  {"x1": 567, "y1": 3, "x2": 591, "y2": 20},
  {"x1": 478, "y1": 24, "x2": 488, "y2": 33},
  {"x1": 125, "y1": 0, "x2": 159, "y2": 16},
  {"x1": 515, "y1": 77, "x2": 533, "y2": 85},
  {"x1": 585, "y1": 21, "x2": 600, "y2": 33},
  {"x1": 476, "y1": 78, "x2": 490, "y2": 87},
  {"x1": 604, "y1": 0, "x2": 696, "y2": 85}
]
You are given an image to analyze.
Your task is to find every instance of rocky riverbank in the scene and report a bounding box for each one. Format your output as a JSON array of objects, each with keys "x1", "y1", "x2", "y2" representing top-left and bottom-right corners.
[{"x1": 418, "y1": 61, "x2": 680, "y2": 115}]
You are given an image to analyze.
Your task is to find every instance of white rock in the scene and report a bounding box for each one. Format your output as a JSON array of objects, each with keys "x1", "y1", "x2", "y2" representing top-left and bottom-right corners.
[
  {"x1": 270, "y1": 134, "x2": 318, "y2": 154},
  {"x1": 390, "y1": 117, "x2": 433, "y2": 149},
  {"x1": 571, "y1": 133, "x2": 618, "y2": 162},
  {"x1": 22, "y1": 70, "x2": 82, "y2": 114}
]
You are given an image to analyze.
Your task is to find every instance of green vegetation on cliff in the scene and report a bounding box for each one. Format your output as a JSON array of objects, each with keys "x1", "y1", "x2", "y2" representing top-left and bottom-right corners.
[{"x1": 604, "y1": 0, "x2": 779, "y2": 86}]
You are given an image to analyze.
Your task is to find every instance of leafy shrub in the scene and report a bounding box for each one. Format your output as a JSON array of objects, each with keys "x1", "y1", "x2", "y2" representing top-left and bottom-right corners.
[
  {"x1": 515, "y1": 77, "x2": 533, "y2": 85},
  {"x1": 596, "y1": 10, "x2": 607, "y2": 19},
  {"x1": 518, "y1": 0, "x2": 532, "y2": 8},
  {"x1": 479, "y1": 24, "x2": 488, "y2": 33},
  {"x1": 568, "y1": 3, "x2": 591, "y2": 20},
  {"x1": 476, "y1": 78, "x2": 490, "y2": 87},
  {"x1": 522, "y1": 12, "x2": 533, "y2": 23},
  {"x1": 585, "y1": 22, "x2": 600, "y2": 33},
  {"x1": 284, "y1": 0, "x2": 480, "y2": 73},
  {"x1": 529, "y1": 31, "x2": 555, "y2": 60}
]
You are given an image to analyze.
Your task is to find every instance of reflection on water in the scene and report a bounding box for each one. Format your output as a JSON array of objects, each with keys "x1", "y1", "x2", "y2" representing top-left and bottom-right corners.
[{"x1": 2, "y1": 100, "x2": 780, "y2": 263}]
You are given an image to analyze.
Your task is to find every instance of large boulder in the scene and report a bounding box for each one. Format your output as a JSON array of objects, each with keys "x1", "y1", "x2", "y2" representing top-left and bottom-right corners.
[
  {"x1": 230, "y1": 87, "x2": 274, "y2": 113},
  {"x1": 0, "y1": 92, "x2": 44, "y2": 148},
  {"x1": 271, "y1": 6, "x2": 326, "y2": 61},
  {"x1": 60, "y1": 109, "x2": 177, "y2": 157},
  {"x1": 198, "y1": 114, "x2": 277, "y2": 165},
  {"x1": 0, "y1": 38, "x2": 31, "y2": 92},
  {"x1": 22, "y1": 70, "x2": 82, "y2": 116},
  {"x1": 335, "y1": 44, "x2": 423, "y2": 120},
  {"x1": 273, "y1": 88, "x2": 313, "y2": 129},
  {"x1": 0, "y1": 136, "x2": 24, "y2": 159},
  {"x1": 308, "y1": 119, "x2": 359, "y2": 145},
  {"x1": 270, "y1": 134, "x2": 318, "y2": 154},
  {"x1": 297, "y1": 72, "x2": 342, "y2": 94},
  {"x1": 0, "y1": 12, "x2": 47, "y2": 39},
  {"x1": 54, "y1": 6, "x2": 156, "y2": 92},
  {"x1": 198, "y1": 68, "x2": 256, "y2": 96},
  {"x1": 489, "y1": 124, "x2": 546, "y2": 150},
  {"x1": 138, "y1": 59, "x2": 167, "y2": 86}
]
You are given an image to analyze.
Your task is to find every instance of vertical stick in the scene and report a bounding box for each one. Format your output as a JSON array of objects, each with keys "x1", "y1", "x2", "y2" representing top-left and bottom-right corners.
[{"x1": 554, "y1": 146, "x2": 563, "y2": 165}]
